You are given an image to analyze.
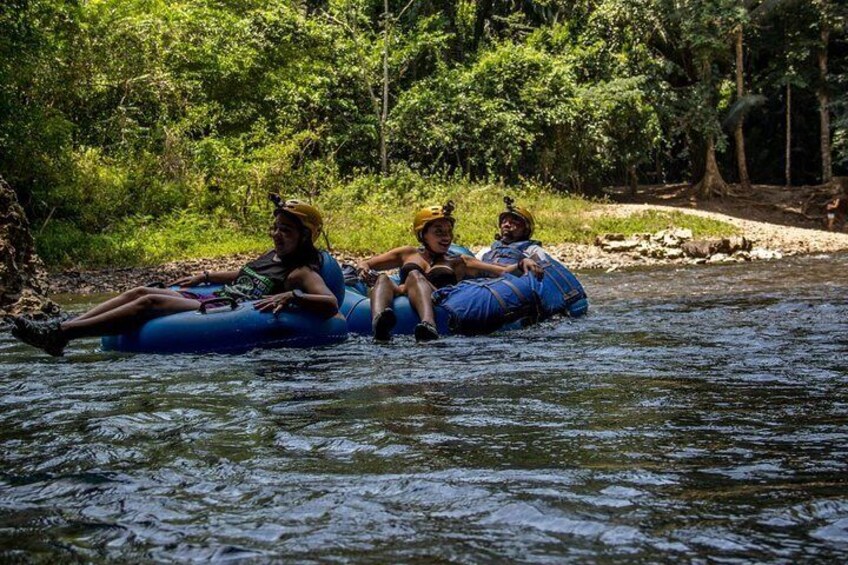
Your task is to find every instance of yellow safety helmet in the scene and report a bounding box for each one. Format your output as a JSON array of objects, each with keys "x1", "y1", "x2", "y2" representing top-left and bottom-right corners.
[
  {"x1": 413, "y1": 200, "x2": 456, "y2": 240},
  {"x1": 269, "y1": 194, "x2": 324, "y2": 243},
  {"x1": 498, "y1": 196, "x2": 535, "y2": 237}
]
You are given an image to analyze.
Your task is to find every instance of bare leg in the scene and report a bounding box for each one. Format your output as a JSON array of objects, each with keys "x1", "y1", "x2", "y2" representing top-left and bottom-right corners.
[
  {"x1": 73, "y1": 287, "x2": 186, "y2": 322},
  {"x1": 61, "y1": 294, "x2": 201, "y2": 340},
  {"x1": 371, "y1": 274, "x2": 400, "y2": 341},
  {"x1": 371, "y1": 274, "x2": 398, "y2": 318},
  {"x1": 404, "y1": 270, "x2": 436, "y2": 325}
]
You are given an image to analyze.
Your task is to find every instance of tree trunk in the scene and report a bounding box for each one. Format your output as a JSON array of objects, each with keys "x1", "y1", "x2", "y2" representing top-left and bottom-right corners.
[
  {"x1": 694, "y1": 136, "x2": 728, "y2": 198},
  {"x1": 380, "y1": 0, "x2": 390, "y2": 175},
  {"x1": 628, "y1": 165, "x2": 638, "y2": 197},
  {"x1": 785, "y1": 82, "x2": 792, "y2": 187},
  {"x1": 440, "y1": 0, "x2": 461, "y2": 62},
  {"x1": 818, "y1": 26, "x2": 832, "y2": 183},
  {"x1": 734, "y1": 27, "x2": 751, "y2": 190},
  {"x1": 473, "y1": 0, "x2": 493, "y2": 48},
  {"x1": 694, "y1": 56, "x2": 727, "y2": 199}
]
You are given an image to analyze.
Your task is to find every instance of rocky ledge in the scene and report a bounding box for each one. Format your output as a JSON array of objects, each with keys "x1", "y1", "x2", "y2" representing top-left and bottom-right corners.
[
  {"x1": 1, "y1": 177, "x2": 60, "y2": 319},
  {"x1": 594, "y1": 229, "x2": 783, "y2": 265}
]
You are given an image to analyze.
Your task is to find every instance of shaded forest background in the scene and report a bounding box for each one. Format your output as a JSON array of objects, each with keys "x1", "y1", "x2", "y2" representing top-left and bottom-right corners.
[{"x1": 1, "y1": 0, "x2": 846, "y2": 265}]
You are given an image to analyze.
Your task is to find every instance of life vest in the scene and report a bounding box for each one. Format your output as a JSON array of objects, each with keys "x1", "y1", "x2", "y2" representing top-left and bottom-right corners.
[
  {"x1": 528, "y1": 259, "x2": 588, "y2": 318},
  {"x1": 480, "y1": 239, "x2": 543, "y2": 266},
  {"x1": 432, "y1": 274, "x2": 541, "y2": 335}
]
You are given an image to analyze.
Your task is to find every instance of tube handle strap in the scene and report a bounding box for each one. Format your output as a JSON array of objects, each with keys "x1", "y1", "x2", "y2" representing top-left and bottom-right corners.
[{"x1": 199, "y1": 297, "x2": 239, "y2": 314}]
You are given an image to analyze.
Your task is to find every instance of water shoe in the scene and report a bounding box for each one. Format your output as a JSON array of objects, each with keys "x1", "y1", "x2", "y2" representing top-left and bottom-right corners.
[
  {"x1": 372, "y1": 308, "x2": 396, "y2": 343},
  {"x1": 414, "y1": 321, "x2": 439, "y2": 342},
  {"x1": 11, "y1": 317, "x2": 67, "y2": 357}
]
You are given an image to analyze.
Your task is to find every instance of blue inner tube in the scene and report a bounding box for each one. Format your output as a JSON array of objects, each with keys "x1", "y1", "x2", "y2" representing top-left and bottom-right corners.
[
  {"x1": 341, "y1": 252, "x2": 587, "y2": 337},
  {"x1": 342, "y1": 243, "x2": 473, "y2": 336},
  {"x1": 342, "y1": 290, "x2": 454, "y2": 336},
  {"x1": 101, "y1": 252, "x2": 348, "y2": 353}
]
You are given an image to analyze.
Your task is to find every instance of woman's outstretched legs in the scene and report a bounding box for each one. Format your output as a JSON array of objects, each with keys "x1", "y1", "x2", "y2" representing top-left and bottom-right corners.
[
  {"x1": 72, "y1": 286, "x2": 188, "y2": 322},
  {"x1": 12, "y1": 290, "x2": 200, "y2": 356},
  {"x1": 368, "y1": 272, "x2": 438, "y2": 342},
  {"x1": 61, "y1": 293, "x2": 200, "y2": 339}
]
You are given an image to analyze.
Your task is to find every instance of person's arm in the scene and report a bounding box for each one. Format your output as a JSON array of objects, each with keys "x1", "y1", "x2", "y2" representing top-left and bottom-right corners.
[
  {"x1": 462, "y1": 256, "x2": 543, "y2": 279},
  {"x1": 356, "y1": 246, "x2": 415, "y2": 272},
  {"x1": 254, "y1": 268, "x2": 338, "y2": 318},
  {"x1": 170, "y1": 270, "x2": 239, "y2": 287},
  {"x1": 355, "y1": 246, "x2": 416, "y2": 284},
  {"x1": 461, "y1": 256, "x2": 514, "y2": 277}
]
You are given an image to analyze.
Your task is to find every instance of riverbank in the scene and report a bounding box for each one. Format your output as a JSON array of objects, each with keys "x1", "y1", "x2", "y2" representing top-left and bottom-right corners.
[{"x1": 47, "y1": 201, "x2": 848, "y2": 295}]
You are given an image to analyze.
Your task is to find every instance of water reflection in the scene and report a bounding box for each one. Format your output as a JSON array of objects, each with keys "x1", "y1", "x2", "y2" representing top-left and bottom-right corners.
[{"x1": 2, "y1": 254, "x2": 847, "y2": 561}]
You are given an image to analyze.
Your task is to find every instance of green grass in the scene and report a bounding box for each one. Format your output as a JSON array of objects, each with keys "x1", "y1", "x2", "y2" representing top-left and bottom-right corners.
[
  {"x1": 586, "y1": 209, "x2": 740, "y2": 242},
  {"x1": 316, "y1": 179, "x2": 737, "y2": 253},
  {"x1": 36, "y1": 177, "x2": 739, "y2": 269},
  {"x1": 37, "y1": 213, "x2": 269, "y2": 269}
]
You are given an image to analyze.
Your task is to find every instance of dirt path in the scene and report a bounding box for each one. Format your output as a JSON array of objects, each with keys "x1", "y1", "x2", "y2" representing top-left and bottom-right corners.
[
  {"x1": 602, "y1": 203, "x2": 848, "y2": 254},
  {"x1": 530, "y1": 202, "x2": 847, "y2": 272}
]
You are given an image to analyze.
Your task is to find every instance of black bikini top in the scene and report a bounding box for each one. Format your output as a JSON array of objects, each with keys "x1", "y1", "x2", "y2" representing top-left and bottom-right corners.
[{"x1": 398, "y1": 263, "x2": 458, "y2": 289}]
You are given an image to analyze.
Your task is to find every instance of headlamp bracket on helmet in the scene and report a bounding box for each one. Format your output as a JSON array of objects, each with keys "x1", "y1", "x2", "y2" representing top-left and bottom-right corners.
[
  {"x1": 269, "y1": 192, "x2": 296, "y2": 213},
  {"x1": 442, "y1": 200, "x2": 455, "y2": 218},
  {"x1": 500, "y1": 196, "x2": 525, "y2": 226}
]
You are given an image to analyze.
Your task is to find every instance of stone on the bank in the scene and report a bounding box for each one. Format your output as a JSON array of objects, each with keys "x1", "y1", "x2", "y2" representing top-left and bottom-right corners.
[
  {"x1": 707, "y1": 253, "x2": 731, "y2": 264},
  {"x1": 719, "y1": 236, "x2": 752, "y2": 254},
  {"x1": 681, "y1": 240, "x2": 714, "y2": 258},
  {"x1": 733, "y1": 251, "x2": 752, "y2": 262},
  {"x1": 750, "y1": 247, "x2": 783, "y2": 261},
  {"x1": 682, "y1": 236, "x2": 752, "y2": 259},
  {"x1": 650, "y1": 228, "x2": 692, "y2": 247},
  {"x1": 599, "y1": 238, "x2": 641, "y2": 252},
  {"x1": 647, "y1": 246, "x2": 667, "y2": 258},
  {"x1": 596, "y1": 233, "x2": 627, "y2": 244}
]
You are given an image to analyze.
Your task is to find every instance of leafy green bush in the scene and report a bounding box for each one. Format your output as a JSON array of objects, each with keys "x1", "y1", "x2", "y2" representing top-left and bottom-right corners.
[{"x1": 37, "y1": 212, "x2": 268, "y2": 269}]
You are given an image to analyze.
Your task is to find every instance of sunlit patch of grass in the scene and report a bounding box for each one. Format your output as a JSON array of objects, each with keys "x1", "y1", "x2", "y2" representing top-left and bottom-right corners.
[
  {"x1": 317, "y1": 180, "x2": 600, "y2": 254},
  {"x1": 580, "y1": 210, "x2": 740, "y2": 243},
  {"x1": 37, "y1": 215, "x2": 268, "y2": 269}
]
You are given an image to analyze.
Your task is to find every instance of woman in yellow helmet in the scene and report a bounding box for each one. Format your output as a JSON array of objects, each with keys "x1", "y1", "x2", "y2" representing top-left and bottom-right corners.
[
  {"x1": 12, "y1": 196, "x2": 339, "y2": 356},
  {"x1": 355, "y1": 201, "x2": 537, "y2": 342}
]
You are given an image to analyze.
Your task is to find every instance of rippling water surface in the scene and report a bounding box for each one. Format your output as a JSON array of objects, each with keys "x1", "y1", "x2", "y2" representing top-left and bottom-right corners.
[{"x1": 2, "y1": 254, "x2": 848, "y2": 562}]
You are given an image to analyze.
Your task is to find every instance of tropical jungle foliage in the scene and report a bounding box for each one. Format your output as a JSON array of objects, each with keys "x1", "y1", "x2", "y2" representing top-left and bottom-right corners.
[{"x1": 1, "y1": 0, "x2": 845, "y2": 266}]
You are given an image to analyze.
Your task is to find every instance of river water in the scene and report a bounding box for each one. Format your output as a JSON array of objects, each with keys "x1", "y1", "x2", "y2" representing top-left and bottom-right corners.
[{"x1": 2, "y1": 254, "x2": 847, "y2": 562}]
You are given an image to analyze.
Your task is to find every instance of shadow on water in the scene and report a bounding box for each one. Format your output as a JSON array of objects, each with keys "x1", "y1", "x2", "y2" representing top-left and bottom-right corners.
[{"x1": 2, "y1": 254, "x2": 848, "y2": 562}]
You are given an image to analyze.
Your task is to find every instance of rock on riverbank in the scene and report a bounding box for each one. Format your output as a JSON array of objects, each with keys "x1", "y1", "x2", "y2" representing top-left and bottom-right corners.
[{"x1": 1, "y1": 177, "x2": 60, "y2": 318}]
